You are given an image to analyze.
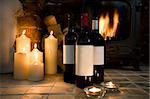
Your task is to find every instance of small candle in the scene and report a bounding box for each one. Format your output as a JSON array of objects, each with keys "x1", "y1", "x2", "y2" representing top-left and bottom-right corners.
[
  {"x1": 105, "y1": 81, "x2": 116, "y2": 89},
  {"x1": 103, "y1": 81, "x2": 119, "y2": 92},
  {"x1": 84, "y1": 86, "x2": 106, "y2": 98},
  {"x1": 89, "y1": 87, "x2": 101, "y2": 93},
  {"x1": 14, "y1": 53, "x2": 30, "y2": 80},
  {"x1": 28, "y1": 43, "x2": 44, "y2": 81},
  {"x1": 28, "y1": 61, "x2": 44, "y2": 81},
  {"x1": 16, "y1": 30, "x2": 31, "y2": 53},
  {"x1": 30, "y1": 43, "x2": 43, "y2": 63},
  {"x1": 45, "y1": 31, "x2": 58, "y2": 74}
]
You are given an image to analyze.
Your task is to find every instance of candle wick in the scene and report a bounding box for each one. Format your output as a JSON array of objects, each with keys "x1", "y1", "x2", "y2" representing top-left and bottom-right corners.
[
  {"x1": 50, "y1": 31, "x2": 53, "y2": 35},
  {"x1": 34, "y1": 43, "x2": 37, "y2": 49}
]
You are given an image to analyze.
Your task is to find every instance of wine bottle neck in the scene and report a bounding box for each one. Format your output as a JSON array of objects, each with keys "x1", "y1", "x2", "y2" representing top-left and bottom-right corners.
[
  {"x1": 68, "y1": 26, "x2": 75, "y2": 33},
  {"x1": 81, "y1": 13, "x2": 89, "y2": 32},
  {"x1": 68, "y1": 14, "x2": 75, "y2": 33}
]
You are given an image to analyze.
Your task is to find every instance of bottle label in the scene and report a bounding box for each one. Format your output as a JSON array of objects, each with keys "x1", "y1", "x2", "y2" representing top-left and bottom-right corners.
[
  {"x1": 76, "y1": 45, "x2": 93, "y2": 76},
  {"x1": 63, "y1": 45, "x2": 75, "y2": 64},
  {"x1": 92, "y1": 20, "x2": 98, "y2": 30},
  {"x1": 94, "y1": 46, "x2": 104, "y2": 65}
]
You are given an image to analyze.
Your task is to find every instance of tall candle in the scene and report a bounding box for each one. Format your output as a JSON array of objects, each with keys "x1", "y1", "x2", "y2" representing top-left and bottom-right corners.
[
  {"x1": 28, "y1": 43, "x2": 44, "y2": 81},
  {"x1": 45, "y1": 31, "x2": 58, "y2": 74},
  {"x1": 14, "y1": 30, "x2": 31, "y2": 80},
  {"x1": 16, "y1": 30, "x2": 31, "y2": 53},
  {"x1": 14, "y1": 53, "x2": 30, "y2": 79}
]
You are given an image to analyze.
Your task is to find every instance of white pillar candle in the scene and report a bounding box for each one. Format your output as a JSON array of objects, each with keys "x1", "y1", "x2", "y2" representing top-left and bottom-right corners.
[
  {"x1": 16, "y1": 30, "x2": 31, "y2": 53},
  {"x1": 45, "y1": 31, "x2": 58, "y2": 74},
  {"x1": 14, "y1": 53, "x2": 30, "y2": 80},
  {"x1": 28, "y1": 61, "x2": 44, "y2": 81},
  {"x1": 28, "y1": 43, "x2": 44, "y2": 81}
]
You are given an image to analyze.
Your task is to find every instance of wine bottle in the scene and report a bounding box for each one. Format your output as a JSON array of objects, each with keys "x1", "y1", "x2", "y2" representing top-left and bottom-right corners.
[
  {"x1": 75, "y1": 13, "x2": 94, "y2": 88},
  {"x1": 92, "y1": 16, "x2": 105, "y2": 84},
  {"x1": 63, "y1": 14, "x2": 78, "y2": 84}
]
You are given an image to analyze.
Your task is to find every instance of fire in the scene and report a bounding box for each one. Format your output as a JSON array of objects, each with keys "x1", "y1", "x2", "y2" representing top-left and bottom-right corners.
[{"x1": 99, "y1": 10, "x2": 119, "y2": 40}]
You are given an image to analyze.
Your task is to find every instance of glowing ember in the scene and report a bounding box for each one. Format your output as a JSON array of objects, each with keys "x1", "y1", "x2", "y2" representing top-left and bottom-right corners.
[{"x1": 99, "y1": 10, "x2": 119, "y2": 40}]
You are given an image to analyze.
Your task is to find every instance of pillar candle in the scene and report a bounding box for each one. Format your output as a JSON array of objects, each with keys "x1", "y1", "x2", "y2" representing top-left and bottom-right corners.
[
  {"x1": 16, "y1": 30, "x2": 31, "y2": 53},
  {"x1": 14, "y1": 53, "x2": 30, "y2": 80},
  {"x1": 28, "y1": 61, "x2": 44, "y2": 81},
  {"x1": 28, "y1": 43, "x2": 44, "y2": 81},
  {"x1": 45, "y1": 31, "x2": 58, "y2": 74}
]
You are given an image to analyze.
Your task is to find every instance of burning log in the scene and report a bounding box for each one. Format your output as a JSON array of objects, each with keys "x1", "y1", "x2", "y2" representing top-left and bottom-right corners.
[{"x1": 99, "y1": 10, "x2": 119, "y2": 40}]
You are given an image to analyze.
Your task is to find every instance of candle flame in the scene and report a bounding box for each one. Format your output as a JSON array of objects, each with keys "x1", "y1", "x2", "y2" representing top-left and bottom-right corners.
[
  {"x1": 50, "y1": 31, "x2": 53, "y2": 35},
  {"x1": 106, "y1": 81, "x2": 114, "y2": 86},
  {"x1": 34, "y1": 43, "x2": 37, "y2": 49},
  {"x1": 89, "y1": 87, "x2": 101, "y2": 93},
  {"x1": 105, "y1": 81, "x2": 116, "y2": 88},
  {"x1": 22, "y1": 30, "x2": 26, "y2": 35}
]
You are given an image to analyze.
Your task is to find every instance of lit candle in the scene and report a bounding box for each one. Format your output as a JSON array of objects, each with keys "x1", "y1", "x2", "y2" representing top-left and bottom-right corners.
[
  {"x1": 84, "y1": 86, "x2": 106, "y2": 98},
  {"x1": 16, "y1": 30, "x2": 31, "y2": 53},
  {"x1": 30, "y1": 43, "x2": 43, "y2": 63},
  {"x1": 14, "y1": 30, "x2": 31, "y2": 80},
  {"x1": 28, "y1": 43, "x2": 44, "y2": 81},
  {"x1": 89, "y1": 87, "x2": 101, "y2": 93},
  {"x1": 45, "y1": 31, "x2": 58, "y2": 74},
  {"x1": 28, "y1": 61, "x2": 44, "y2": 81},
  {"x1": 105, "y1": 81, "x2": 116, "y2": 88},
  {"x1": 14, "y1": 53, "x2": 30, "y2": 79}
]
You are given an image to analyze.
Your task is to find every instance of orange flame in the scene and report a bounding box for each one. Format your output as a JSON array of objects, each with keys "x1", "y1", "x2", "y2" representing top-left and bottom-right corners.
[{"x1": 99, "y1": 10, "x2": 119, "y2": 40}]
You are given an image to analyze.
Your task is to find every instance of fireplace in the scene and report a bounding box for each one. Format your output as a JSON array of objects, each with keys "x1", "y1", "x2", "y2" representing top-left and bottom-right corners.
[
  {"x1": 19, "y1": 0, "x2": 142, "y2": 69},
  {"x1": 94, "y1": 0, "x2": 142, "y2": 68},
  {"x1": 91, "y1": 0, "x2": 142, "y2": 69}
]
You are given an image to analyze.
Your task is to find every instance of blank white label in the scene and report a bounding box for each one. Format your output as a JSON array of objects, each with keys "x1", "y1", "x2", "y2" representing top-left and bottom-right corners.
[
  {"x1": 76, "y1": 45, "x2": 93, "y2": 76},
  {"x1": 63, "y1": 45, "x2": 75, "y2": 64},
  {"x1": 94, "y1": 46, "x2": 104, "y2": 65}
]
